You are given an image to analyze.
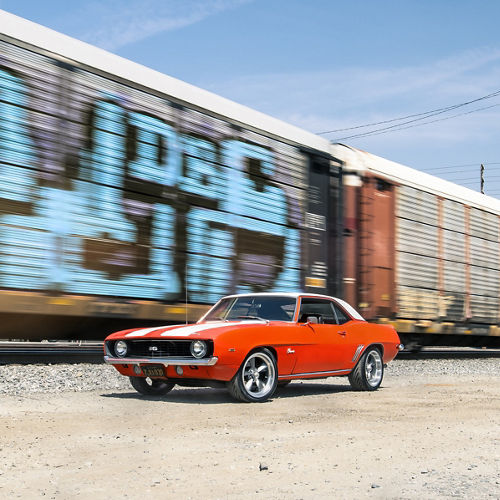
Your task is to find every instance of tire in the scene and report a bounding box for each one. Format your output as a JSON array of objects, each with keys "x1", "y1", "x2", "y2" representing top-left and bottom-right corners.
[
  {"x1": 348, "y1": 347, "x2": 384, "y2": 391},
  {"x1": 129, "y1": 376, "x2": 175, "y2": 396},
  {"x1": 228, "y1": 348, "x2": 278, "y2": 402}
]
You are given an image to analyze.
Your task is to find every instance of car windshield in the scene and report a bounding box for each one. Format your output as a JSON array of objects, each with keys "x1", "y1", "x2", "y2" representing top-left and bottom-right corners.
[{"x1": 202, "y1": 295, "x2": 297, "y2": 322}]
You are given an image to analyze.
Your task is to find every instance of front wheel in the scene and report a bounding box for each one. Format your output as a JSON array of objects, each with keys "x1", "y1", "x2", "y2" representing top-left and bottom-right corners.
[
  {"x1": 129, "y1": 376, "x2": 175, "y2": 396},
  {"x1": 348, "y1": 347, "x2": 384, "y2": 391},
  {"x1": 228, "y1": 348, "x2": 278, "y2": 402}
]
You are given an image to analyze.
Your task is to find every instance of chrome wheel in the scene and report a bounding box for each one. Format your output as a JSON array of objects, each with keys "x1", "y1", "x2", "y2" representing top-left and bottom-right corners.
[
  {"x1": 348, "y1": 346, "x2": 384, "y2": 391},
  {"x1": 242, "y1": 352, "x2": 275, "y2": 398},
  {"x1": 228, "y1": 348, "x2": 278, "y2": 402},
  {"x1": 365, "y1": 349, "x2": 383, "y2": 387}
]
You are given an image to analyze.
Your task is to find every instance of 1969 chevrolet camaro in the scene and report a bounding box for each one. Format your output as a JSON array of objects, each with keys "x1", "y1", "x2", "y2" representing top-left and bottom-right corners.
[{"x1": 104, "y1": 293, "x2": 403, "y2": 402}]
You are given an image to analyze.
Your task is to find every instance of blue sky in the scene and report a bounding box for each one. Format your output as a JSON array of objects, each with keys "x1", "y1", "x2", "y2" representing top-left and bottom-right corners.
[{"x1": 2, "y1": 0, "x2": 500, "y2": 198}]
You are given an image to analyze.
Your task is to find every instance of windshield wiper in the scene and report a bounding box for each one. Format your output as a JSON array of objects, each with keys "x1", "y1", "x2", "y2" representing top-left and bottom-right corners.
[{"x1": 235, "y1": 315, "x2": 267, "y2": 321}]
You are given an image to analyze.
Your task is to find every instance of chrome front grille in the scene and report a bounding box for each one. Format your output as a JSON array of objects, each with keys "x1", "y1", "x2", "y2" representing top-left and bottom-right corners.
[{"x1": 107, "y1": 339, "x2": 213, "y2": 359}]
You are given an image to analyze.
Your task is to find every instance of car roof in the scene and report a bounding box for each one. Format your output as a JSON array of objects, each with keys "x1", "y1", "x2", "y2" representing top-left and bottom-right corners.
[
  {"x1": 217, "y1": 292, "x2": 366, "y2": 321},
  {"x1": 220, "y1": 292, "x2": 339, "y2": 300}
]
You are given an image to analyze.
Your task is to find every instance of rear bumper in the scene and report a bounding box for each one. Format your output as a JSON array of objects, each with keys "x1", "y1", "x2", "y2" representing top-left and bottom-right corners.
[{"x1": 104, "y1": 355, "x2": 218, "y2": 366}]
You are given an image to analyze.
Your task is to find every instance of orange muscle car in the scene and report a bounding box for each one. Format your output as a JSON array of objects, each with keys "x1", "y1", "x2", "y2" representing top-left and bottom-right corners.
[{"x1": 104, "y1": 293, "x2": 403, "y2": 402}]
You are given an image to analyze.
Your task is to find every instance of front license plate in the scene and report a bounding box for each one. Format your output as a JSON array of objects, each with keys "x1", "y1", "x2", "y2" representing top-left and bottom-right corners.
[{"x1": 141, "y1": 365, "x2": 165, "y2": 377}]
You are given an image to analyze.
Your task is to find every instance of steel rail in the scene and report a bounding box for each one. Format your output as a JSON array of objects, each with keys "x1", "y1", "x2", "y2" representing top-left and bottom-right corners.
[
  {"x1": 0, "y1": 343, "x2": 499, "y2": 364},
  {"x1": 0, "y1": 341, "x2": 104, "y2": 364}
]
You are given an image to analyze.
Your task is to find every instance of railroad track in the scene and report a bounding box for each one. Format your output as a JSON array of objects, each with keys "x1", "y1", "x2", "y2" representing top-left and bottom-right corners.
[
  {"x1": 397, "y1": 347, "x2": 500, "y2": 359},
  {"x1": 0, "y1": 341, "x2": 104, "y2": 364},
  {"x1": 0, "y1": 342, "x2": 499, "y2": 365}
]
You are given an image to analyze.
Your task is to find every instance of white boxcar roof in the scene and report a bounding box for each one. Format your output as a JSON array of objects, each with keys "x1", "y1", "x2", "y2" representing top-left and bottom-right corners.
[
  {"x1": 0, "y1": 10, "x2": 331, "y2": 154},
  {"x1": 331, "y1": 143, "x2": 500, "y2": 214}
]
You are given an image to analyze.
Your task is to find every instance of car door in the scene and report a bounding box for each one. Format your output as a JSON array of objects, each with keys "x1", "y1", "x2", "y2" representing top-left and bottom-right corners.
[
  {"x1": 331, "y1": 302, "x2": 360, "y2": 368},
  {"x1": 292, "y1": 298, "x2": 354, "y2": 375}
]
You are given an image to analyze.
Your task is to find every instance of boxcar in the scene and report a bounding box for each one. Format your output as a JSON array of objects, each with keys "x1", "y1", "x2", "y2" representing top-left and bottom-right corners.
[
  {"x1": 332, "y1": 143, "x2": 500, "y2": 348},
  {"x1": 0, "y1": 12, "x2": 342, "y2": 339}
]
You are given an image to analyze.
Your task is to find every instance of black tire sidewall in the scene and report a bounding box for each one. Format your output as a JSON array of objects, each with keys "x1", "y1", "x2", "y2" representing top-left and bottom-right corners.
[
  {"x1": 232, "y1": 348, "x2": 278, "y2": 402},
  {"x1": 348, "y1": 347, "x2": 383, "y2": 391},
  {"x1": 129, "y1": 376, "x2": 175, "y2": 396}
]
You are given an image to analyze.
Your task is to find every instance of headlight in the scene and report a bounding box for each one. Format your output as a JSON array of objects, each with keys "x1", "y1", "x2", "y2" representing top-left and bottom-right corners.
[
  {"x1": 190, "y1": 340, "x2": 207, "y2": 358},
  {"x1": 114, "y1": 340, "x2": 128, "y2": 357}
]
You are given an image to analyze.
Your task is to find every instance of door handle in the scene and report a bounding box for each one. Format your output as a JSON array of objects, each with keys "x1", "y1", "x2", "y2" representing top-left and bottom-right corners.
[{"x1": 338, "y1": 331, "x2": 347, "y2": 336}]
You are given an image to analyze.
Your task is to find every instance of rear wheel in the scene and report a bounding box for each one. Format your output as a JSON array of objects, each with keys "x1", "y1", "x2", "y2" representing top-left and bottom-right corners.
[
  {"x1": 228, "y1": 348, "x2": 278, "y2": 402},
  {"x1": 348, "y1": 347, "x2": 383, "y2": 391},
  {"x1": 129, "y1": 376, "x2": 175, "y2": 396}
]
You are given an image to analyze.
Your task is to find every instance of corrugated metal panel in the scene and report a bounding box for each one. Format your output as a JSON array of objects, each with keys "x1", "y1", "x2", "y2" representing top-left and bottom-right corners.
[
  {"x1": 397, "y1": 185, "x2": 438, "y2": 224},
  {"x1": 470, "y1": 295, "x2": 498, "y2": 323},
  {"x1": 442, "y1": 199, "x2": 465, "y2": 233},
  {"x1": 396, "y1": 186, "x2": 440, "y2": 319},
  {"x1": 397, "y1": 218, "x2": 438, "y2": 257},
  {"x1": 396, "y1": 184, "x2": 500, "y2": 325},
  {"x1": 469, "y1": 265, "x2": 498, "y2": 297},
  {"x1": 443, "y1": 229, "x2": 466, "y2": 262},
  {"x1": 469, "y1": 208, "x2": 499, "y2": 241},
  {"x1": 440, "y1": 293, "x2": 466, "y2": 322},
  {"x1": 396, "y1": 285, "x2": 439, "y2": 319},
  {"x1": 397, "y1": 253, "x2": 438, "y2": 289},
  {"x1": 442, "y1": 261, "x2": 466, "y2": 321},
  {"x1": 443, "y1": 261, "x2": 466, "y2": 292},
  {"x1": 469, "y1": 236, "x2": 499, "y2": 269}
]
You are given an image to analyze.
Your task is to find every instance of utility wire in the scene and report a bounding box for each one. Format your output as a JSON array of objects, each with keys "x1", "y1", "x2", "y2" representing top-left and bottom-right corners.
[
  {"x1": 429, "y1": 161, "x2": 500, "y2": 172},
  {"x1": 425, "y1": 161, "x2": 500, "y2": 172},
  {"x1": 318, "y1": 88, "x2": 500, "y2": 139},
  {"x1": 333, "y1": 102, "x2": 500, "y2": 141}
]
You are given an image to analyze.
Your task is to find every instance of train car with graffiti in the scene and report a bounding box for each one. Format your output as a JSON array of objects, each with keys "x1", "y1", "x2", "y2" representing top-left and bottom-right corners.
[
  {"x1": 333, "y1": 144, "x2": 500, "y2": 348},
  {"x1": 0, "y1": 12, "x2": 342, "y2": 340},
  {"x1": 1, "y1": 12, "x2": 499, "y2": 347}
]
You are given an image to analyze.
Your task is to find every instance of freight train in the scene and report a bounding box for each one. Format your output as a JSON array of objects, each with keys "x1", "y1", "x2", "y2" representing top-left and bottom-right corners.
[
  {"x1": 0, "y1": 11, "x2": 499, "y2": 347},
  {"x1": 334, "y1": 144, "x2": 500, "y2": 348}
]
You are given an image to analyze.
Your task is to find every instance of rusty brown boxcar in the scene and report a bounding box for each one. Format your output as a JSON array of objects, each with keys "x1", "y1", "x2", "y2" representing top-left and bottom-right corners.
[{"x1": 332, "y1": 144, "x2": 500, "y2": 349}]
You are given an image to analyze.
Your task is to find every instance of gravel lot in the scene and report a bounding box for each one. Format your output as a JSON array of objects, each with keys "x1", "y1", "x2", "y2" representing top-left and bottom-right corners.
[{"x1": 1, "y1": 357, "x2": 499, "y2": 499}]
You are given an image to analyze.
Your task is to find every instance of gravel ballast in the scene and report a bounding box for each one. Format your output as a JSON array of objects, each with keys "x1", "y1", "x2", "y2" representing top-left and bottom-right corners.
[{"x1": 0, "y1": 357, "x2": 498, "y2": 395}]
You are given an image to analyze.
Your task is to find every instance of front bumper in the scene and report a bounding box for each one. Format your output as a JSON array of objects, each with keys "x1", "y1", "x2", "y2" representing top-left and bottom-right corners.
[{"x1": 104, "y1": 355, "x2": 218, "y2": 367}]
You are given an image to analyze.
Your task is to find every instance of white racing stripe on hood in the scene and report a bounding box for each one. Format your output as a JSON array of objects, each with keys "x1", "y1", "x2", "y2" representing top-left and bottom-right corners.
[
  {"x1": 159, "y1": 323, "x2": 225, "y2": 337},
  {"x1": 125, "y1": 325, "x2": 183, "y2": 337},
  {"x1": 125, "y1": 321, "x2": 265, "y2": 338},
  {"x1": 159, "y1": 321, "x2": 265, "y2": 337}
]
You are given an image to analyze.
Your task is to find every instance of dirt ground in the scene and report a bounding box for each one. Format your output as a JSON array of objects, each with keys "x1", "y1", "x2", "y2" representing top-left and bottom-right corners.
[{"x1": 1, "y1": 370, "x2": 499, "y2": 499}]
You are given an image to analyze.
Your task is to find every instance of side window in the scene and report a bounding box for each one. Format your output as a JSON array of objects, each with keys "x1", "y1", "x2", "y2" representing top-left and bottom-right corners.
[
  {"x1": 299, "y1": 299, "x2": 336, "y2": 324},
  {"x1": 333, "y1": 304, "x2": 351, "y2": 324}
]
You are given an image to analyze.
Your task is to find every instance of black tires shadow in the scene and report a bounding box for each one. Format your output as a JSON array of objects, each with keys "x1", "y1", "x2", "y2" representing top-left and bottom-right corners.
[{"x1": 100, "y1": 381, "x2": 354, "y2": 404}]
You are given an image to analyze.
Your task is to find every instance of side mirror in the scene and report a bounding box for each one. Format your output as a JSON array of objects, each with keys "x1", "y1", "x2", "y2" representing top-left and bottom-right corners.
[{"x1": 301, "y1": 314, "x2": 321, "y2": 324}]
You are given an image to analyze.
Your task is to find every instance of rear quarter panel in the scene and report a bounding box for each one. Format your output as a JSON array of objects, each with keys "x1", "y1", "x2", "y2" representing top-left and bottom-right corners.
[{"x1": 348, "y1": 322, "x2": 400, "y2": 363}]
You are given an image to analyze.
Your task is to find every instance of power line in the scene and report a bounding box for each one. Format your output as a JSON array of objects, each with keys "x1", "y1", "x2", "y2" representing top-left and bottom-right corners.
[
  {"x1": 318, "y1": 88, "x2": 500, "y2": 139},
  {"x1": 423, "y1": 162, "x2": 500, "y2": 173},
  {"x1": 334, "y1": 102, "x2": 500, "y2": 141}
]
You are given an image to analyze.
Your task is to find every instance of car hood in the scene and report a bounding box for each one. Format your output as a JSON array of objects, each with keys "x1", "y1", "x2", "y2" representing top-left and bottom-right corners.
[{"x1": 107, "y1": 320, "x2": 273, "y2": 341}]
